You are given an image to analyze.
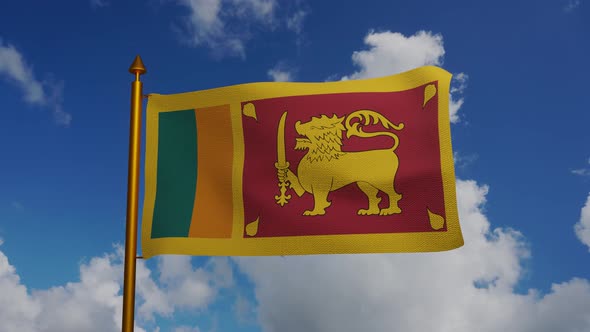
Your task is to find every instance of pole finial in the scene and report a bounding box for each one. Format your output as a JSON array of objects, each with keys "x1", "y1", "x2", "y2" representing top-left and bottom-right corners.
[{"x1": 128, "y1": 55, "x2": 147, "y2": 75}]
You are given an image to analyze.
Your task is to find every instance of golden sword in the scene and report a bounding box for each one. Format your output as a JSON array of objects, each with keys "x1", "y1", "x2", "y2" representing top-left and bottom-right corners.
[{"x1": 275, "y1": 111, "x2": 291, "y2": 206}]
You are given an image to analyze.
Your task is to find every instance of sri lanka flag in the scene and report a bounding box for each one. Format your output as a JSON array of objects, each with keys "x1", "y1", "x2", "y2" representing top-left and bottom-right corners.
[{"x1": 141, "y1": 66, "x2": 463, "y2": 258}]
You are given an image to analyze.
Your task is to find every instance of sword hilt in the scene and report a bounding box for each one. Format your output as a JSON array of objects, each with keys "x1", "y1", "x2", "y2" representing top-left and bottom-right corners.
[
  {"x1": 275, "y1": 161, "x2": 289, "y2": 170},
  {"x1": 274, "y1": 162, "x2": 291, "y2": 206}
]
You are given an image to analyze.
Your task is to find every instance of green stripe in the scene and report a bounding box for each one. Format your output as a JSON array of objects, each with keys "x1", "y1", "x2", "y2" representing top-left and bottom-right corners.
[{"x1": 151, "y1": 109, "x2": 197, "y2": 238}]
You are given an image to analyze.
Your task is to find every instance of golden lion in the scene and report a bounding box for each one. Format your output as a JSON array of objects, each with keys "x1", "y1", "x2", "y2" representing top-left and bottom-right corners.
[{"x1": 279, "y1": 110, "x2": 404, "y2": 216}]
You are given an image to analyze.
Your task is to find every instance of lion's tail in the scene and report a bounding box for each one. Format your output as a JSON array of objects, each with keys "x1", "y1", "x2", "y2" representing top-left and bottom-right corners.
[{"x1": 345, "y1": 110, "x2": 404, "y2": 151}]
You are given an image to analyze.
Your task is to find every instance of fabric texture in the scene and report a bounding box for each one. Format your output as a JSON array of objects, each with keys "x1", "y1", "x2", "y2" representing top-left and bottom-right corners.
[{"x1": 141, "y1": 65, "x2": 463, "y2": 258}]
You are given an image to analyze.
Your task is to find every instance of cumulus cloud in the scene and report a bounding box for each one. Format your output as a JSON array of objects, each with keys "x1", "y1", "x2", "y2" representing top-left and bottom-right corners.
[
  {"x1": 575, "y1": 193, "x2": 590, "y2": 251},
  {"x1": 341, "y1": 30, "x2": 467, "y2": 123},
  {"x1": 0, "y1": 39, "x2": 71, "y2": 126},
  {"x1": 234, "y1": 30, "x2": 590, "y2": 331},
  {"x1": 0, "y1": 242, "x2": 230, "y2": 332},
  {"x1": 235, "y1": 179, "x2": 590, "y2": 332},
  {"x1": 342, "y1": 31, "x2": 445, "y2": 80},
  {"x1": 176, "y1": 0, "x2": 277, "y2": 58},
  {"x1": 0, "y1": 244, "x2": 129, "y2": 332},
  {"x1": 0, "y1": 246, "x2": 41, "y2": 332},
  {"x1": 148, "y1": 256, "x2": 233, "y2": 317}
]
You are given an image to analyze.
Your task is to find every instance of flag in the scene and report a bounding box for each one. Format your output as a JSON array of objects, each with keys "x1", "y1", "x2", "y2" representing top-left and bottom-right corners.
[{"x1": 141, "y1": 65, "x2": 463, "y2": 258}]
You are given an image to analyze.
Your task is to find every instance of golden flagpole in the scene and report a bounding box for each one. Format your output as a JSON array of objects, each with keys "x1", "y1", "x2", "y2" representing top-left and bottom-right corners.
[{"x1": 122, "y1": 55, "x2": 146, "y2": 332}]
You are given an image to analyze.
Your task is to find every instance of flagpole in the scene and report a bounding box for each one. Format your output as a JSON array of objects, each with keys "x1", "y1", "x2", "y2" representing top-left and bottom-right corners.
[{"x1": 122, "y1": 55, "x2": 146, "y2": 332}]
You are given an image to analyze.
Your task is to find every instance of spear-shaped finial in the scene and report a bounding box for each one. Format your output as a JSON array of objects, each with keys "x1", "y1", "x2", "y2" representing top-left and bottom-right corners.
[{"x1": 128, "y1": 55, "x2": 146, "y2": 76}]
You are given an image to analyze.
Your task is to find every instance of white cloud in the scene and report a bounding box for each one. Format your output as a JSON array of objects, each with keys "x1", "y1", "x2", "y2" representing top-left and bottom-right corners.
[
  {"x1": 0, "y1": 242, "x2": 230, "y2": 332},
  {"x1": 0, "y1": 39, "x2": 71, "y2": 126},
  {"x1": 454, "y1": 151, "x2": 478, "y2": 169},
  {"x1": 231, "y1": 0, "x2": 276, "y2": 20},
  {"x1": 135, "y1": 257, "x2": 172, "y2": 321},
  {"x1": 0, "y1": 245, "x2": 40, "y2": 332},
  {"x1": 175, "y1": 0, "x2": 308, "y2": 57},
  {"x1": 156, "y1": 256, "x2": 216, "y2": 310},
  {"x1": 342, "y1": 30, "x2": 445, "y2": 80},
  {"x1": 208, "y1": 256, "x2": 234, "y2": 288},
  {"x1": 176, "y1": 0, "x2": 278, "y2": 58},
  {"x1": 572, "y1": 169, "x2": 590, "y2": 176},
  {"x1": 341, "y1": 31, "x2": 466, "y2": 123},
  {"x1": 32, "y1": 252, "x2": 129, "y2": 332},
  {"x1": 235, "y1": 179, "x2": 590, "y2": 332},
  {"x1": 141, "y1": 256, "x2": 233, "y2": 322},
  {"x1": 286, "y1": 9, "x2": 307, "y2": 35},
  {"x1": 267, "y1": 61, "x2": 296, "y2": 82},
  {"x1": 0, "y1": 244, "x2": 134, "y2": 332},
  {"x1": 268, "y1": 68, "x2": 292, "y2": 82},
  {"x1": 448, "y1": 97, "x2": 464, "y2": 122},
  {"x1": 241, "y1": 29, "x2": 589, "y2": 332},
  {"x1": 0, "y1": 40, "x2": 45, "y2": 104},
  {"x1": 574, "y1": 193, "x2": 590, "y2": 251},
  {"x1": 451, "y1": 72, "x2": 468, "y2": 94},
  {"x1": 234, "y1": 294, "x2": 256, "y2": 325},
  {"x1": 571, "y1": 157, "x2": 590, "y2": 177},
  {"x1": 448, "y1": 72, "x2": 469, "y2": 123},
  {"x1": 564, "y1": 0, "x2": 581, "y2": 12}
]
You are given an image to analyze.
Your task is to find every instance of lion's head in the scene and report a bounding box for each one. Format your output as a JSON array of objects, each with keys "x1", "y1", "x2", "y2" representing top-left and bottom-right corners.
[{"x1": 294, "y1": 114, "x2": 345, "y2": 162}]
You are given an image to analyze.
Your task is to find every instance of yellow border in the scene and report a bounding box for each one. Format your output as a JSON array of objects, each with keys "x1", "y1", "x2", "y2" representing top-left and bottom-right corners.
[{"x1": 141, "y1": 65, "x2": 464, "y2": 258}]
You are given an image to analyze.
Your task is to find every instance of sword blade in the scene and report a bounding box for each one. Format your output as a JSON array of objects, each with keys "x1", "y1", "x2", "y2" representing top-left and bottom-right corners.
[{"x1": 276, "y1": 111, "x2": 288, "y2": 167}]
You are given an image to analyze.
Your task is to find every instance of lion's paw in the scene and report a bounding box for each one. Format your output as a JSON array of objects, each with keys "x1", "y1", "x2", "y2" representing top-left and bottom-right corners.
[
  {"x1": 379, "y1": 207, "x2": 401, "y2": 215},
  {"x1": 303, "y1": 209, "x2": 326, "y2": 216},
  {"x1": 358, "y1": 208, "x2": 380, "y2": 216}
]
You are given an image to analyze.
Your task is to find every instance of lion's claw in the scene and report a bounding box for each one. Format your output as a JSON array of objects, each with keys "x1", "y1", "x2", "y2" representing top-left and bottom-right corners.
[
  {"x1": 379, "y1": 207, "x2": 401, "y2": 215},
  {"x1": 303, "y1": 210, "x2": 326, "y2": 216},
  {"x1": 357, "y1": 208, "x2": 380, "y2": 215}
]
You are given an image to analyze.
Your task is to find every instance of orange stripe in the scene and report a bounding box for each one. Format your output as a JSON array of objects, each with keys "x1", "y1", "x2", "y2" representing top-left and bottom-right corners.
[{"x1": 188, "y1": 105, "x2": 234, "y2": 238}]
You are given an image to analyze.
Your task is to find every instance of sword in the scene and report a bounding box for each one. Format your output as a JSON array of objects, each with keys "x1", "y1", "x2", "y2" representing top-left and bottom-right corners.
[{"x1": 274, "y1": 111, "x2": 291, "y2": 206}]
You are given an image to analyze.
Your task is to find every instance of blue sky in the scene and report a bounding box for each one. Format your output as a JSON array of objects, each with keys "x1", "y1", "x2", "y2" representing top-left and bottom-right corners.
[{"x1": 1, "y1": 0, "x2": 590, "y2": 331}]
